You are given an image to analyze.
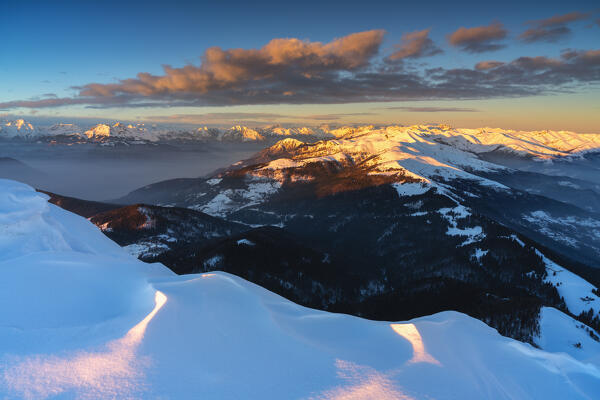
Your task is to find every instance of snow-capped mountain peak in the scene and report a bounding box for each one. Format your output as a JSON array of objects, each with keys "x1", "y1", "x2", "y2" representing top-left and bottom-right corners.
[
  {"x1": 226, "y1": 125, "x2": 265, "y2": 141},
  {"x1": 267, "y1": 125, "x2": 318, "y2": 136},
  {"x1": 13, "y1": 119, "x2": 33, "y2": 131},
  {"x1": 269, "y1": 137, "x2": 305, "y2": 152},
  {"x1": 84, "y1": 123, "x2": 111, "y2": 138},
  {"x1": 0, "y1": 119, "x2": 35, "y2": 137}
]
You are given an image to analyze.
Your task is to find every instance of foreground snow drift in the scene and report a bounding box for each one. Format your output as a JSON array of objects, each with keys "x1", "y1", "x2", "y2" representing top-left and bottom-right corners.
[{"x1": 0, "y1": 179, "x2": 599, "y2": 399}]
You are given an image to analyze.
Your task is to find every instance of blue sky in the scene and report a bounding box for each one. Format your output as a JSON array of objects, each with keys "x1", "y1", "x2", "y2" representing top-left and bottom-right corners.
[{"x1": 1, "y1": 0, "x2": 599, "y2": 130}]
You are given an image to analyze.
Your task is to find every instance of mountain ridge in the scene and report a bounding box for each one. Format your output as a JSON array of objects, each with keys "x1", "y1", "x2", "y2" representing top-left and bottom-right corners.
[{"x1": 3, "y1": 118, "x2": 600, "y2": 159}]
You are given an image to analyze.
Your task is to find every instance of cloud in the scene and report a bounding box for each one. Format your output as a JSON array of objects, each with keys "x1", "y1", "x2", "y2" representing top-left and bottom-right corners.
[
  {"x1": 77, "y1": 29, "x2": 385, "y2": 99},
  {"x1": 148, "y1": 112, "x2": 377, "y2": 124},
  {"x1": 519, "y1": 11, "x2": 590, "y2": 43},
  {"x1": 430, "y1": 49, "x2": 600, "y2": 94},
  {"x1": 0, "y1": 96, "x2": 133, "y2": 110},
  {"x1": 155, "y1": 112, "x2": 288, "y2": 122},
  {"x1": 535, "y1": 12, "x2": 590, "y2": 27},
  {"x1": 1, "y1": 31, "x2": 599, "y2": 111},
  {"x1": 520, "y1": 26, "x2": 570, "y2": 43},
  {"x1": 388, "y1": 29, "x2": 442, "y2": 60},
  {"x1": 474, "y1": 61, "x2": 505, "y2": 70},
  {"x1": 384, "y1": 106, "x2": 479, "y2": 112},
  {"x1": 301, "y1": 112, "x2": 376, "y2": 120},
  {"x1": 447, "y1": 22, "x2": 507, "y2": 53}
]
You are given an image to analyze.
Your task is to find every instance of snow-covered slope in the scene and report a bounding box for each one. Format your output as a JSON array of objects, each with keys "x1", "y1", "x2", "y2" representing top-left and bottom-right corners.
[
  {"x1": 0, "y1": 119, "x2": 35, "y2": 138},
  {"x1": 237, "y1": 126, "x2": 511, "y2": 194},
  {"x1": 295, "y1": 124, "x2": 600, "y2": 160},
  {"x1": 84, "y1": 122, "x2": 165, "y2": 142},
  {"x1": 537, "y1": 307, "x2": 600, "y2": 366},
  {"x1": 433, "y1": 126, "x2": 600, "y2": 160},
  {"x1": 1, "y1": 178, "x2": 599, "y2": 399}
]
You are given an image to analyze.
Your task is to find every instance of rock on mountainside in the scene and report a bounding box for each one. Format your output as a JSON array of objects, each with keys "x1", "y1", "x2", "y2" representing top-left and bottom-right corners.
[{"x1": 0, "y1": 178, "x2": 599, "y2": 399}]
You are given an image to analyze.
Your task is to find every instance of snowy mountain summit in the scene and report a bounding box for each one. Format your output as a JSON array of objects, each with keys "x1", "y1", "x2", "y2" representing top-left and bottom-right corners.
[
  {"x1": 0, "y1": 178, "x2": 599, "y2": 399},
  {"x1": 0, "y1": 119, "x2": 35, "y2": 137}
]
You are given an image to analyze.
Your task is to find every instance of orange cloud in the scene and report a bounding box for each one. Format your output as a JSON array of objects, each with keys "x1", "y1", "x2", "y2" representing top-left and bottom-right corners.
[
  {"x1": 388, "y1": 29, "x2": 442, "y2": 60},
  {"x1": 79, "y1": 30, "x2": 385, "y2": 98},
  {"x1": 474, "y1": 61, "x2": 505, "y2": 70},
  {"x1": 519, "y1": 11, "x2": 590, "y2": 43},
  {"x1": 1, "y1": 33, "x2": 599, "y2": 110},
  {"x1": 447, "y1": 22, "x2": 507, "y2": 53},
  {"x1": 533, "y1": 11, "x2": 590, "y2": 28}
]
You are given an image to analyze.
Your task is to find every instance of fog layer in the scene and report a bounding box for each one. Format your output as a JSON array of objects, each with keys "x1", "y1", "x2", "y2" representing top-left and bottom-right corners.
[{"x1": 0, "y1": 142, "x2": 267, "y2": 201}]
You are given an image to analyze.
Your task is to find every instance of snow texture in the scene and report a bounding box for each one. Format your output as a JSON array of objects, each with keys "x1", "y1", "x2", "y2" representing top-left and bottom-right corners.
[
  {"x1": 537, "y1": 307, "x2": 600, "y2": 366},
  {"x1": 540, "y1": 249, "x2": 600, "y2": 318}
]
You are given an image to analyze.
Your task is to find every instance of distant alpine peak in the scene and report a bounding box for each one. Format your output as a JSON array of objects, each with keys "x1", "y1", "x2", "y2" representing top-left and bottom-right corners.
[
  {"x1": 227, "y1": 125, "x2": 265, "y2": 141},
  {"x1": 270, "y1": 138, "x2": 305, "y2": 151},
  {"x1": 84, "y1": 123, "x2": 111, "y2": 138},
  {"x1": 0, "y1": 119, "x2": 35, "y2": 136},
  {"x1": 267, "y1": 125, "x2": 317, "y2": 136},
  {"x1": 12, "y1": 119, "x2": 34, "y2": 131},
  {"x1": 82, "y1": 122, "x2": 162, "y2": 142}
]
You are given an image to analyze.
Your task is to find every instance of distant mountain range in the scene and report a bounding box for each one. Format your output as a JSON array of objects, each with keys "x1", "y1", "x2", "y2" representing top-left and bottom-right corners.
[
  {"x1": 0, "y1": 118, "x2": 335, "y2": 145},
  {"x1": 3, "y1": 118, "x2": 600, "y2": 154}
]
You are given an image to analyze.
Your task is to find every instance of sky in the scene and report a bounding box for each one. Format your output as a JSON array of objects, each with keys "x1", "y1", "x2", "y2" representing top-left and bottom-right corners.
[{"x1": 1, "y1": 0, "x2": 599, "y2": 131}]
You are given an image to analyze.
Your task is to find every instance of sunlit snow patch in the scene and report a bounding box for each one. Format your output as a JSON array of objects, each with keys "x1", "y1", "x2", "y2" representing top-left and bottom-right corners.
[
  {"x1": 2, "y1": 291, "x2": 166, "y2": 400},
  {"x1": 390, "y1": 323, "x2": 440, "y2": 365}
]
